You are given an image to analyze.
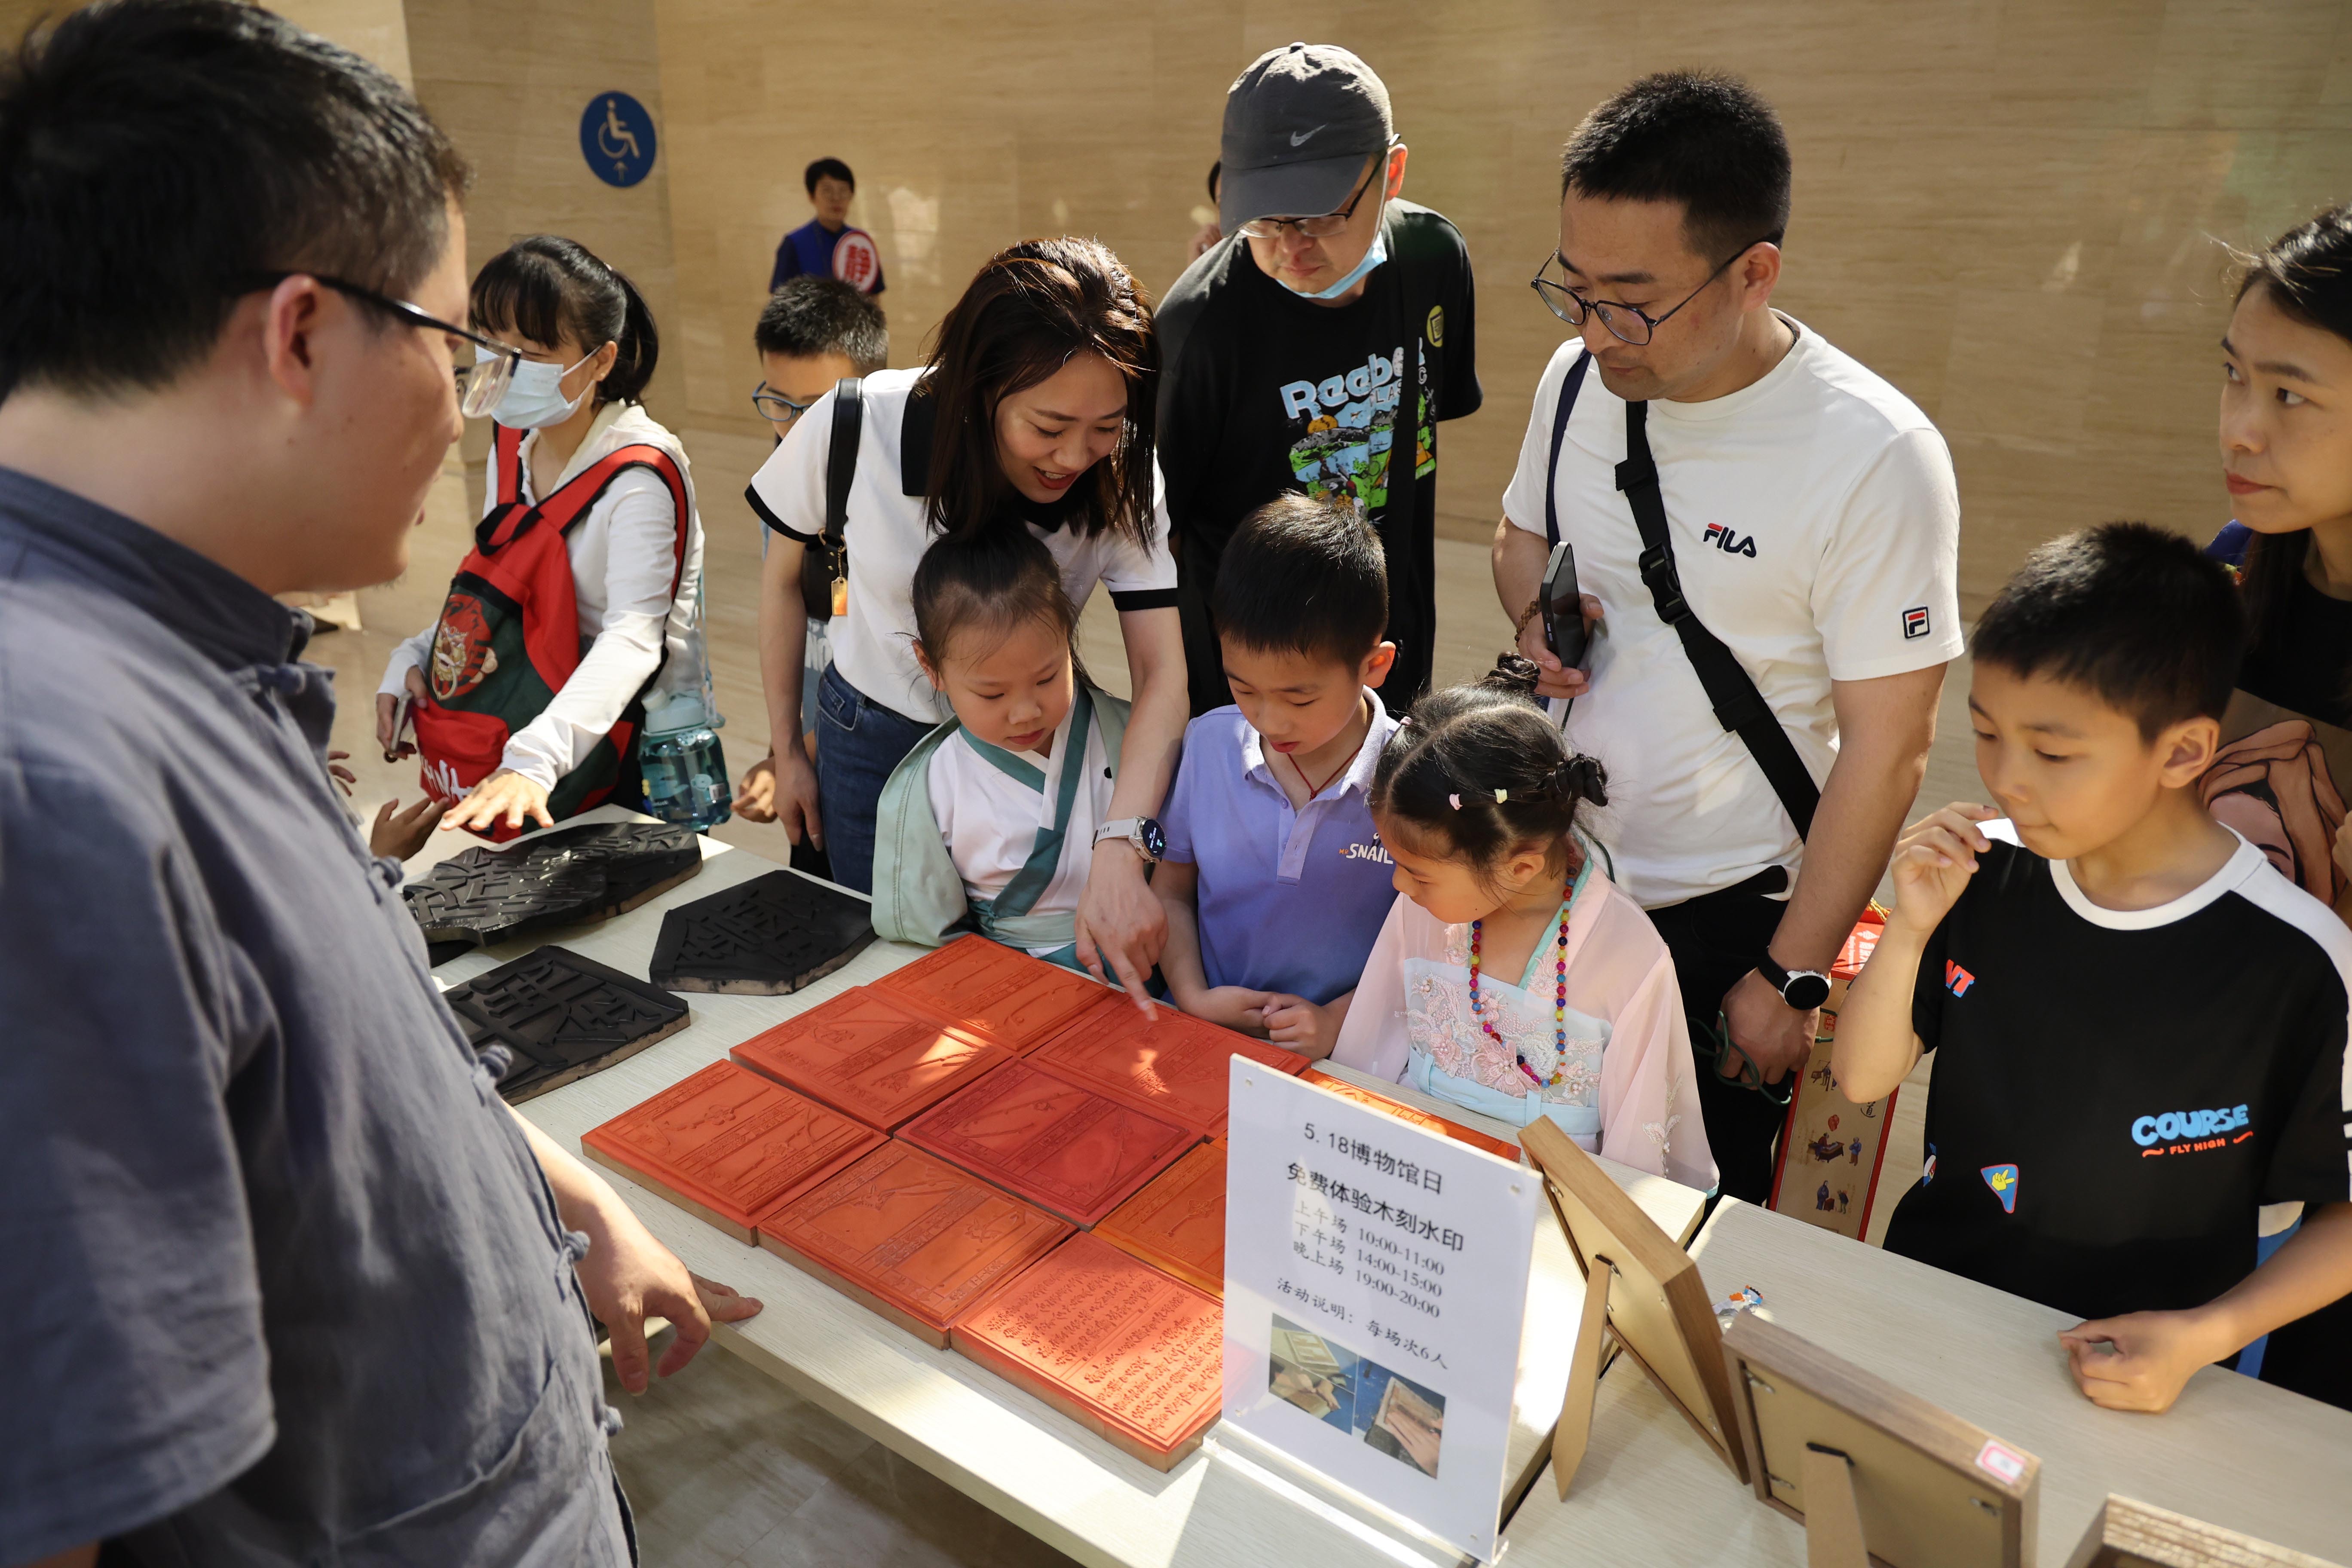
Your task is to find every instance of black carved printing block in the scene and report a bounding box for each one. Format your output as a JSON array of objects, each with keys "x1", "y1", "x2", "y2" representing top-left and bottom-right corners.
[
  {"x1": 405, "y1": 821, "x2": 702, "y2": 963},
  {"x1": 442, "y1": 945, "x2": 690, "y2": 1102},
  {"x1": 649, "y1": 870, "x2": 875, "y2": 995}
]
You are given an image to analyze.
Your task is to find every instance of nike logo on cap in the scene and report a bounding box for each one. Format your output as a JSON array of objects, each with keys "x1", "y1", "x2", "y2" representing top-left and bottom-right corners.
[{"x1": 1289, "y1": 124, "x2": 1326, "y2": 147}]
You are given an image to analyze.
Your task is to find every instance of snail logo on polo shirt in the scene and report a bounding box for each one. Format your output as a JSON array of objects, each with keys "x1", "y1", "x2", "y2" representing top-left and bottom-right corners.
[
  {"x1": 1701, "y1": 522, "x2": 1758, "y2": 557},
  {"x1": 2132, "y1": 1103, "x2": 2253, "y2": 1157},
  {"x1": 1341, "y1": 836, "x2": 1393, "y2": 866}
]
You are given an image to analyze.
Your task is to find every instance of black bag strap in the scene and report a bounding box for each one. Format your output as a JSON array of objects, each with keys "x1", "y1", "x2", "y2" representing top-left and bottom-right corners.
[
  {"x1": 1544, "y1": 350, "x2": 1592, "y2": 547},
  {"x1": 822, "y1": 377, "x2": 863, "y2": 551},
  {"x1": 804, "y1": 377, "x2": 863, "y2": 623},
  {"x1": 1614, "y1": 400, "x2": 1820, "y2": 839}
]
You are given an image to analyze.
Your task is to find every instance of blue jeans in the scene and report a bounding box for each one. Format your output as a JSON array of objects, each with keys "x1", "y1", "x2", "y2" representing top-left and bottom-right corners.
[{"x1": 814, "y1": 663, "x2": 932, "y2": 894}]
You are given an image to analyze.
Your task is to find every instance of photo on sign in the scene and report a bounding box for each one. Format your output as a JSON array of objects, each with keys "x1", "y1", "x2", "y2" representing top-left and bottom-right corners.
[
  {"x1": 1268, "y1": 1314, "x2": 1447, "y2": 1477},
  {"x1": 1269, "y1": 1317, "x2": 1359, "y2": 1431},
  {"x1": 1356, "y1": 1358, "x2": 1446, "y2": 1477}
]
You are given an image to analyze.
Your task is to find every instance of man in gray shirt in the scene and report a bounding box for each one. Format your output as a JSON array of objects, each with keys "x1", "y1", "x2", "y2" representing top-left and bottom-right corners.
[{"x1": 0, "y1": 5, "x2": 756, "y2": 1563}]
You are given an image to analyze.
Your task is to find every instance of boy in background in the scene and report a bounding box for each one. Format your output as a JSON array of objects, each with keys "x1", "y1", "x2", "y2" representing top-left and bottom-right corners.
[
  {"x1": 770, "y1": 156, "x2": 885, "y2": 295},
  {"x1": 1835, "y1": 523, "x2": 2352, "y2": 1414},
  {"x1": 735, "y1": 278, "x2": 887, "y2": 844},
  {"x1": 1156, "y1": 494, "x2": 1398, "y2": 1058}
]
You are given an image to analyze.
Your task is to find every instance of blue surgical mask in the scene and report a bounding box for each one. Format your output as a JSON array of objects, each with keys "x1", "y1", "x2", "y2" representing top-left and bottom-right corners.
[
  {"x1": 486, "y1": 346, "x2": 598, "y2": 429},
  {"x1": 1291, "y1": 211, "x2": 1390, "y2": 301}
]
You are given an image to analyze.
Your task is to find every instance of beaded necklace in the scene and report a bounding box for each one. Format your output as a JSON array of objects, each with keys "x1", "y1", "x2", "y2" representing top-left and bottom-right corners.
[{"x1": 1467, "y1": 887, "x2": 1574, "y2": 1087}]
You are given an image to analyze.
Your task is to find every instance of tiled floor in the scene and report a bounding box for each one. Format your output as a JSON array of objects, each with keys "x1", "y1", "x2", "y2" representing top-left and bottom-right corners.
[
  {"x1": 601, "y1": 1331, "x2": 1081, "y2": 1568},
  {"x1": 331, "y1": 424, "x2": 1981, "y2": 1562}
]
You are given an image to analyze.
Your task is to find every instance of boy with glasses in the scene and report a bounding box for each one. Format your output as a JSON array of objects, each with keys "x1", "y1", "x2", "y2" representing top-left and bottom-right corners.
[
  {"x1": 1156, "y1": 42, "x2": 1481, "y2": 717},
  {"x1": 749, "y1": 276, "x2": 888, "y2": 441},
  {"x1": 737, "y1": 278, "x2": 888, "y2": 840},
  {"x1": 1491, "y1": 71, "x2": 1962, "y2": 1204}
]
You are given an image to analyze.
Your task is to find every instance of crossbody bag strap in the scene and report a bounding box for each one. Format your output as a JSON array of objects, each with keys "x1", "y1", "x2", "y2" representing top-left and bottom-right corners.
[
  {"x1": 806, "y1": 376, "x2": 864, "y2": 623},
  {"x1": 1543, "y1": 349, "x2": 1592, "y2": 547},
  {"x1": 1615, "y1": 401, "x2": 1820, "y2": 840}
]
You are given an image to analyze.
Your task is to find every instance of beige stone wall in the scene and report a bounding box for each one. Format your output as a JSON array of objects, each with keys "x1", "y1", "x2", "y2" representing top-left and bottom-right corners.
[
  {"x1": 273, "y1": 0, "x2": 411, "y2": 82},
  {"x1": 646, "y1": 0, "x2": 2352, "y2": 612},
  {"x1": 405, "y1": 0, "x2": 683, "y2": 488},
  {"x1": 9, "y1": 2, "x2": 2350, "y2": 610},
  {"x1": 2, "y1": 0, "x2": 413, "y2": 80}
]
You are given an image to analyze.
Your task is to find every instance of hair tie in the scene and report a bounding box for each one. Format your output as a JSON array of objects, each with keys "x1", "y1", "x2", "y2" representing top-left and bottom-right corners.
[
  {"x1": 1493, "y1": 787, "x2": 1509, "y2": 804},
  {"x1": 1448, "y1": 793, "x2": 1463, "y2": 810}
]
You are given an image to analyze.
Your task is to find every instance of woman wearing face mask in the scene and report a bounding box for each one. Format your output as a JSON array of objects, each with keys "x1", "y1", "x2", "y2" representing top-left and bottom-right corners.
[
  {"x1": 376, "y1": 235, "x2": 705, "y2": 839},
  {"x1": 744, "y1": 236, "x2": 1187, "y2": 1007},
  {"x1": 2203, "y1": 206, "x2": 2352, "y2": 1414}
]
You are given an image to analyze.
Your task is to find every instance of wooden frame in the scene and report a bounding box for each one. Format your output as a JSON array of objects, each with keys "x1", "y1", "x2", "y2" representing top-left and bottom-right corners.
[
  {"x1": 1721, "y1": 1311, "x2": 2037, "y2": 1568},
  {"x1": 2061, "y1": 1495, "x2": 2346, "y2": 1568},
  {"x1": 1518, "y1": 1118, "x2": 1749, "y2": 1496}
]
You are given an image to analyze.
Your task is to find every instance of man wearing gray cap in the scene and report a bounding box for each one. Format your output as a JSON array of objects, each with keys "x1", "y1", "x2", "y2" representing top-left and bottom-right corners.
[{"x1": 1158, "y1": 42, "x2": 1480, "y2": 717}]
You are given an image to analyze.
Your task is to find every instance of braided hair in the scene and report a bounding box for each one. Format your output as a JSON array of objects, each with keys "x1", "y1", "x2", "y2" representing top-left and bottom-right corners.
[{"x1": 1372, "y1": 655, "x2": 1608, "y2": 884}]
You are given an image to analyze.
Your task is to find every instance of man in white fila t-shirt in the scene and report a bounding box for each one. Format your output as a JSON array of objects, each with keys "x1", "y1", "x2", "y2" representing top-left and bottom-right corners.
[{"x1": 1492, "y1": 71, "x2": 1961, "y2": 1203}]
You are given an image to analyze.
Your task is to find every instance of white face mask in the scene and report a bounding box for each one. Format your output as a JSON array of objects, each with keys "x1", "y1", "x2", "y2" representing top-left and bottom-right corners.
[
  {"x1": 1290, "y1": 198, "x2": 1390, "y2": 300},
  {"x1": 485, "y1": 346, "x2": 600, "y2": 429}
]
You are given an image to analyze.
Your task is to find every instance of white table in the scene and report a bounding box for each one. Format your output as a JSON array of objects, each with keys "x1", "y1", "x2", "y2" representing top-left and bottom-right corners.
[
  {"x1": 447, "y1": 824, "x2": 1708, "y2": 1568},
  {"x1": 1496, "y1": 1200, "x2": 2352, "y2": 1565}
]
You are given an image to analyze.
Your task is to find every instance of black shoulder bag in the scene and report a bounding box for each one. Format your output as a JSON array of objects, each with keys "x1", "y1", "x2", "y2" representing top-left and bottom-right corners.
[
  {"x1": 798, "y1": 377, "x2": 864, "y2": 623},
  {"x1": 1544, "y1": 351, "x2": 1819, "y2": 839}
]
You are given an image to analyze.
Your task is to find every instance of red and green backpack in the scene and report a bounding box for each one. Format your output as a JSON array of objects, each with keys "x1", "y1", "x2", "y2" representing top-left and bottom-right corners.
[{"x1": 413, "y1": 422, "x2": 690, "y2": 840}]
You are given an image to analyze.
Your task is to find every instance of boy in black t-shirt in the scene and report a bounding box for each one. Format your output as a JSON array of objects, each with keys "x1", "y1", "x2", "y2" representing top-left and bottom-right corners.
[{"x1": 1836, "y1": 523, "x2": 2352, "y2": 1414}]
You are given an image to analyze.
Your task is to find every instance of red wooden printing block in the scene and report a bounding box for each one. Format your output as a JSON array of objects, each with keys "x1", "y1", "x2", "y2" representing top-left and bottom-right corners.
[
  {"x1": 1030, "y1": 995, "x2": 1306, "y2": 1136},
  {"x1": 580, "y1": 1060, "x2": 883, "y2": 1242},
  {"x1": 1095, "y1": 1139, "x2": 1226, "y2": 1297},
  {"x1": 952, "y1": 1231, "x2": 1224, "y2": 1470},
  {"x1": 731, "y1": 985, "x2": 1009, "y2": 1130},
  {"x1": 757, "y1": 1141, "x2": 1072, "y2": 1347},
  {"x1": 871, "y1": 935, "x2": 1109, "y2": 1052},
  {"x1": 1299, "y1": 1066, "x2": 1522, "y2": 1163},
  {"x1": 899, "y1": 1058, "x2": 1196, "y2": 1227}
]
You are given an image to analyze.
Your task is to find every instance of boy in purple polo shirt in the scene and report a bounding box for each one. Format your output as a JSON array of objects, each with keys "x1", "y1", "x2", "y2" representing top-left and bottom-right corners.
[{"x1": 1157, "y1": 494, "x2": 1400, "y2": 1059}]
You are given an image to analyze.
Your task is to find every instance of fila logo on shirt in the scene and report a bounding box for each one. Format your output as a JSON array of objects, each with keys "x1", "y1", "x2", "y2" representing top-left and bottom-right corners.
[
  {"x1": 1701, "y1": 522, "x2": 1758, "y2": 557},
  {"x1": 1903, "y1": 606, "x2": 1932, "y2": 640},
  {"x1": 2132, "y1": 1104, "x2": 2252, "y2": 1154},
  {"x1": 1945, "y1": 960, "x2": 1976, "y2": 998}
]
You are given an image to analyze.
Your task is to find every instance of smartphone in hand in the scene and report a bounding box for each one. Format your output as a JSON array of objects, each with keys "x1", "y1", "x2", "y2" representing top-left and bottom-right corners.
[
  {"x1": 1540, "y1": 541, "x2": 1586, "y2": 669},
  {"x1": 383, "y1": 692, "x2": 415, "y2": 762}
]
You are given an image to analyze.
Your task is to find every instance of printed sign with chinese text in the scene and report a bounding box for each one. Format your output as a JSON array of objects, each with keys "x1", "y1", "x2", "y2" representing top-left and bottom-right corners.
[{"x1": 1222, "y1": 1061, "x2": 1536, "y2": 1561}]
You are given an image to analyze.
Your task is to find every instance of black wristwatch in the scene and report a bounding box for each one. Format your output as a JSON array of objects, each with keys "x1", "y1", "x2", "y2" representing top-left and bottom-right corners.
[{"x1": 1755, "y1": 954, "x2": 1832, "y2": 1011}]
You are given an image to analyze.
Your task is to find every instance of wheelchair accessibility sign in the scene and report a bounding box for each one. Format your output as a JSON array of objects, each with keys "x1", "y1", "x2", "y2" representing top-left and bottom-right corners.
[{"x1": 580, "y1": 92, "x2": 656, "y2": 187}]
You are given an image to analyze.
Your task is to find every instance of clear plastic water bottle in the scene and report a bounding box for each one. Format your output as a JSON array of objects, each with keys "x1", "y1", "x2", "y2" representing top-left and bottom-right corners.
[{"x1": 640, "y1": 693, "x2": 731, "y2": 829}]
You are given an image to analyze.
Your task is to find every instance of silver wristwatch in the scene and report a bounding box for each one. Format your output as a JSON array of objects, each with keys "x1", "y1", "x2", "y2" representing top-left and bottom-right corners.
[{"x1": 1093, "y1": 816, "x2": 1165, "y2": 865}]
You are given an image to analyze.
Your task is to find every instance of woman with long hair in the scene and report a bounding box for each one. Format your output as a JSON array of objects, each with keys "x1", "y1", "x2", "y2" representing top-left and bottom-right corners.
[
  {"x1": 744, "y1": 237, "x2": 1186, "y2": 1001},
  {"x1": 2214, "y1": 210, "x2": 2352, "y2": 731},
  {"x1": 2205, "y1": 207, "x2": 2352, "y2": 1412}
]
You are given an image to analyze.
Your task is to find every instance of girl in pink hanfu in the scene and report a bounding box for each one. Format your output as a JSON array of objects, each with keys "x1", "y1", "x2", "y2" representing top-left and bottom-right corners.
[{"x1": 1332, "y1": 658, "x2": 1717, "y2": 1193}]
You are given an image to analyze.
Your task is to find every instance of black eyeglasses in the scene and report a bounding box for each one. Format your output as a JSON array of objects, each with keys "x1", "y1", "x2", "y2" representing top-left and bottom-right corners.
[
  {"x1": 1233, "y1": 144, "x2": 1396, "y2": 241},
  {"x1": 245, "y1": 270, "x2": 521, "y2": 416},
  {"x1": 751, "y1": 382, "x2": 819, "y2": 424},
  {"x1": 1528, "y1": 238, "x2": 1775, "y2": 346}
]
